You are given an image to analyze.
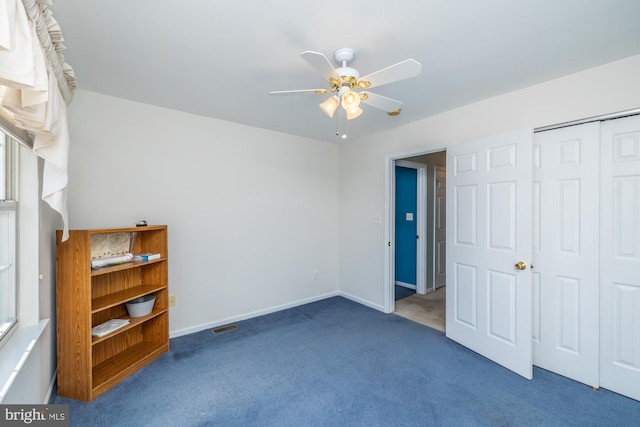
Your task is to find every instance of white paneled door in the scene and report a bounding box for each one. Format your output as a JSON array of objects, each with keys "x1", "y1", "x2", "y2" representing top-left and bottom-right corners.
[
  {"x1": 600, "y1": 115, "x2": 640, "y2": 401},
  {"x1": 532, "y1": 123, "x2": 600, "y2": 387},
  {"x1": 446, "y1": 128, "x2": 533, "y2": 379}
]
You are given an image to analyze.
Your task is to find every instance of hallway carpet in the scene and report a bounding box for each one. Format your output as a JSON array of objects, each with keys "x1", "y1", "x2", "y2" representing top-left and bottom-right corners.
[{"x1": 394, "y1": 286, "x2": 446, "y2": 331}]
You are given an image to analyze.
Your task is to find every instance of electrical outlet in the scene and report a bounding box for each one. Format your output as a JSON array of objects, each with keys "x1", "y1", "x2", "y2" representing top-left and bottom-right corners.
[
  {"x1": 312, "y1": 270, "x2": 319, "y2": 280},
  {"x1": 169, "y1": 295, "x2": 176, "y2": 307}
]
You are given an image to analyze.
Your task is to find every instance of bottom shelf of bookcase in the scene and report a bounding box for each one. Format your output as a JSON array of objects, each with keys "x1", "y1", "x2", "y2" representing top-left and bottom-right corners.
[{"x1": 91, "y1": 341, "x2": 168, "y2": 399}]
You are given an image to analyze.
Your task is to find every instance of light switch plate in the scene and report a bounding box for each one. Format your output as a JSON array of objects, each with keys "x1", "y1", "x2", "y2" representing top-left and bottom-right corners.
[{"x1": 406, "y1": 212, "x2": 414, "y2": 221}]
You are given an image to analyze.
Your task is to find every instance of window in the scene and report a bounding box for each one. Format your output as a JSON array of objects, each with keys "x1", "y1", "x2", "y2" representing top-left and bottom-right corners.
[{"x1": 0, "y1": 131, "x2": 17, "y2": 343}]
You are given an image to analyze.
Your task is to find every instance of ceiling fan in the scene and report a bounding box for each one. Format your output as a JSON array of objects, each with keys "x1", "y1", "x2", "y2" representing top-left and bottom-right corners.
[{"x1": 270, "y1": 48, "x2": 422, "y2": 121}]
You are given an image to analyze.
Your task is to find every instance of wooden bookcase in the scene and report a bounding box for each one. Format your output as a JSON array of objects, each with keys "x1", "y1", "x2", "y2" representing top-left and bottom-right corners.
[{"x1": 55, "y1": 225, "x2": 169, "y2": 401}]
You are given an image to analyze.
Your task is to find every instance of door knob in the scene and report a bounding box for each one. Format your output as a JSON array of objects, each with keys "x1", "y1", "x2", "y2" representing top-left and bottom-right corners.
[{"x1": 514, "y1": 261, "x2": 527, "y2": 270}]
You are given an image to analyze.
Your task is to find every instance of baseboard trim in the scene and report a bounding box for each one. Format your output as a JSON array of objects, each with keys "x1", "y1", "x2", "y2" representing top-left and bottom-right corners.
[
  {"x1": 338, "y1": 291, "x2": 385, "y2": 312},
  {"x1": 45, "y1": 369, "x2": 57, "y2": 403},
  {"x1": 169, "y1": 291, "x2": 340, "y2": 339},
  {"x1": 395, "y1": 281, "x2": 417, "y2": 290}
]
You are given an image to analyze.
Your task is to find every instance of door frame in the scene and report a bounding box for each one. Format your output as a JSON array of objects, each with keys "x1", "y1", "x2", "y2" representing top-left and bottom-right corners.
[
  {"x1": 395, "y1": 160, "x2": 426, "y2": 294},
  {"x1": 433, "y1": 165, "x2": 447, "y2": 290},
  {"x1": 384, "y1": 146, "x2": 447, "y2": 314}
]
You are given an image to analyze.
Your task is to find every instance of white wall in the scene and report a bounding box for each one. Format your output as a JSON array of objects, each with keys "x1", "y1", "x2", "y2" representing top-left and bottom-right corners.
[
  {"x1": 38, "y1": 162, "x2": 60, "y2": 400},
  {"x1": 339, "y1": 54, "x2": 640, "y2": 309},
  {"x1": 66, "y1": 91, "x2": 340, "y2": 336}
]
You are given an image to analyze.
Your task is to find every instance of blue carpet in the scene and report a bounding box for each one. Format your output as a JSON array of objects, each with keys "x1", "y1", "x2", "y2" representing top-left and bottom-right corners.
[{"x1": 53, "y1": 297, "x2": 640, "y2": 426}]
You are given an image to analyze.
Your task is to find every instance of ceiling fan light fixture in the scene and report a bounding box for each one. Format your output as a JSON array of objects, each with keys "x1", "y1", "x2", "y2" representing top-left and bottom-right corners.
[
  {"x1": 319, "y1": 95, "x2": 339, "y2": 118},
  {"x1": 272, "y1": 48, "x2": 422, "y2": 133},
  {"x1": 346, "y1": 106, "x2": 363, "y2": 120},
  {"x1": 341, "y1": 89, "x2": 360, "y2": 111}
]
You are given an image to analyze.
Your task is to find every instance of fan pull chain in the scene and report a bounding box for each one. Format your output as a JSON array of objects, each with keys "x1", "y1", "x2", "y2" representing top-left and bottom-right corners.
[
  {"x1": 335, "y1": 109, "x2": 348, "y2": 140},
  {"x1": 342, "y1": 113, "x2": 347, "y2": 139}
]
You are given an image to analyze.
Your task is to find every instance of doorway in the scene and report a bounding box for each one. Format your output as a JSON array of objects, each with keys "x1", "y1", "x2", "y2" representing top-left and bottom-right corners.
[
  {"x1": 393, "y1": 160, "x2": 426, "y2": 300},
  {"x1": 388, "y1": 150, "x2": 447, "y2": 331}
]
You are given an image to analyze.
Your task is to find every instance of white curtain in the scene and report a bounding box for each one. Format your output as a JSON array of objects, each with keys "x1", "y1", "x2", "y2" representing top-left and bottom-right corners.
[{"x1": 0, "y1": 0, "x2": 76, "y2": 240}]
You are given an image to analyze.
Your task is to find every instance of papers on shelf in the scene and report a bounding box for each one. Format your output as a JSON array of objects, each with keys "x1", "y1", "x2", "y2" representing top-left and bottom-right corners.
[
  {"x1": 91, "y1": 253, "x2": 134, "y2": 269},
  {"x1": 92, "y1": 319, "x2": 130, "y2": 337}
]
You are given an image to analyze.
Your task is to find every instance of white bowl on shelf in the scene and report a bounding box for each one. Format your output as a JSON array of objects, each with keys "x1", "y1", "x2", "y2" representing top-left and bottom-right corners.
[{"x1": 125, "y1": 295, "x2": 156, "y2": 317}]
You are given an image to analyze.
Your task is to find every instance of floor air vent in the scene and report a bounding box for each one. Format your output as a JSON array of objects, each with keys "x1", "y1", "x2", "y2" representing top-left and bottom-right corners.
[{"x1": 212, "y1": 324, "x2": 238, "y2": 334}]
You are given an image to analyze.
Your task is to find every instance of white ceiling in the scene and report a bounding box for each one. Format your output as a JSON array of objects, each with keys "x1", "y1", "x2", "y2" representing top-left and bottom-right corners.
[{"x1": 50, "y1": 0, "x2": 640, "y2": 143}]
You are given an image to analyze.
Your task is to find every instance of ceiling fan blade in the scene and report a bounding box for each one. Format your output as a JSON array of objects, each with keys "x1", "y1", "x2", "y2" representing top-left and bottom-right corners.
[
  {"x1": 269, "y1": 89, "x2": 329, "y2": 96},
  {"x1": 359, "y1": 59, "x2": 422, "y2": 89},
  {"x1": 360, "y1": 91, "x2": 403, "y2": 112},
  {"x1": 301, "y1": 51, "x2": 340, "y2": 81}
]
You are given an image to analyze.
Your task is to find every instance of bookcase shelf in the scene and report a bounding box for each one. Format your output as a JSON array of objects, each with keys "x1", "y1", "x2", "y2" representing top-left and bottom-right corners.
[
  {"x1": 92, "y1": 284, "x2": 167, "y2": 313},
  {"x1": 90, "y1": 257, "x2": 166, "y2": 277},
  {"x1": 56, "y1": 225, "x2": 169, "y2": 402},
  {"x1": 90, "y1": 308, "x2": 167, "y2": 345},
  {"x1": 92, "y1": 341, "x2": 168, "y2": 397}
]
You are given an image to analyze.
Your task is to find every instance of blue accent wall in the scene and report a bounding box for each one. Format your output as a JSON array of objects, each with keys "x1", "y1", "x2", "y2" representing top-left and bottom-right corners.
[{"x1": 395, "y1": 166, "x2": 417, "y2": 285}]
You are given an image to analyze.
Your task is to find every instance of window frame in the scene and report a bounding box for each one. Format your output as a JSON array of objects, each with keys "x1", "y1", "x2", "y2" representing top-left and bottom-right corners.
[{"x1": 0, "y1": 131, "x2": 18, "y2": 346}]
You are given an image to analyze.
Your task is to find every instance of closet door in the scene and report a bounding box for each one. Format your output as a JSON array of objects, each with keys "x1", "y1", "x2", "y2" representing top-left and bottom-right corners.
[
  {"x1": 532, "y1": 123, "x2": 600, "y2": 387},
  {"x1": 600, "y1": 115, "x2": 640, "y2": 401}
]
